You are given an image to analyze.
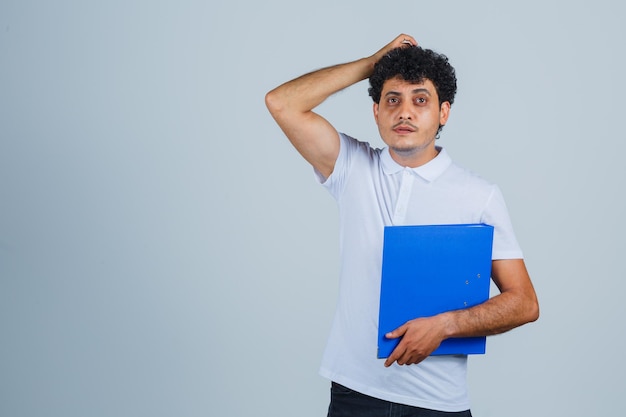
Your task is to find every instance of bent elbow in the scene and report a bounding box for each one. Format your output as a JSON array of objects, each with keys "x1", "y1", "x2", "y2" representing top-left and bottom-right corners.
[
  {"x1": 265, "y1": 89, "x2": 286, "y2": 117},
  {"x1": 526, "y1": 297, "x2": 540, "y2": 324}
]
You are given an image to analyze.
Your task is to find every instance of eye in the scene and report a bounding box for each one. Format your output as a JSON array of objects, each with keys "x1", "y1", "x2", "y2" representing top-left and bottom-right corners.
[
  {"x1": 415, "y1": 97, "x2": 427, "y2": 105},
  {"x1": 387, "y1": 97, "x2": 399, "y2": 104}
]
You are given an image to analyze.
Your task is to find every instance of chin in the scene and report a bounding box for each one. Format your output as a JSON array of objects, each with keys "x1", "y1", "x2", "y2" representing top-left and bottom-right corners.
[{"x1": 390, "y1": 146, "x2": 422, "y2": 157}]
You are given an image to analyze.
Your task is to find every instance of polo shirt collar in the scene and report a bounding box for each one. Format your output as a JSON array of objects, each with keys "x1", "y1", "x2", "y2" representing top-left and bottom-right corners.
[{"x1": 381, "y1": 146, "x2": 452, "y2": 182}]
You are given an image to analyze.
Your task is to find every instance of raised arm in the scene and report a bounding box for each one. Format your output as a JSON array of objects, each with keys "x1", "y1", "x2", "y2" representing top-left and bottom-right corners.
[{"x1": 265, "y1": 34, "x2": 417, "y2": 178}]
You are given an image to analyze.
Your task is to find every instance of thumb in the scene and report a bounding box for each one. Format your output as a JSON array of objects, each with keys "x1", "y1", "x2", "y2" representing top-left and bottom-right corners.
[{"x1": 385, "y1": 323, "x2": 408, "y2": 340}]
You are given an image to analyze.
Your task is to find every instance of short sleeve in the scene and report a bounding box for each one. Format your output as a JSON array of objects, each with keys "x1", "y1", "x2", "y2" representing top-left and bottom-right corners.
[
  {"x1": 314, "y1": 132, "x2": 360, "y2": 200},
  {"x1": 482, "y1": 185, "x2": 524, "y2": 260}
]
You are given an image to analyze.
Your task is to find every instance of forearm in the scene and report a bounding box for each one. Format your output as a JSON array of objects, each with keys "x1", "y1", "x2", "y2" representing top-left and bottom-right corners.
[
  {"x1": 439, "y1": 258, "x2": 539, "y2": 339},
  {"x1": 441, "y1": 285, "x2": 540, "y2": 339},
  {"x1": 383, "y1": 287, "x2": 538, "y2": 367},
  {"x1": 266, "y1": 34, "x2": 416, "y2": 116},
  {"x1": 266, "y1": 56, "x2": 376, "y2": 115}
]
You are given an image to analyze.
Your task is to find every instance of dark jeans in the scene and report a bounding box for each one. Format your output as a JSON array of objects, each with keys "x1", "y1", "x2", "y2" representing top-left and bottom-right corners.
[{"x1": 327, "y1": 382, "x2": 472, "y2": 417}]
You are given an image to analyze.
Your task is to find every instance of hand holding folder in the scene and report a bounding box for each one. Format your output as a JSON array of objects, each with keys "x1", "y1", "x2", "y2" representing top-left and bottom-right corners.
[{"x1": 377, "y1": 224, "x2": 494, "y2": 358}]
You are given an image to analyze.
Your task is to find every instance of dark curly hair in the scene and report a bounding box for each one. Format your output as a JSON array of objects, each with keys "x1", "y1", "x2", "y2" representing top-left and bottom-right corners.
[{"x1": 368, "y1": 46, "x2": 457, "y2": 106}]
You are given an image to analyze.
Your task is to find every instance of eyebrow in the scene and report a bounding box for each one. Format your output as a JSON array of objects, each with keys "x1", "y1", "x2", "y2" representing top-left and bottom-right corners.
[{"x1": 384, "y1": 88, "x2": 432, "y2": 97}]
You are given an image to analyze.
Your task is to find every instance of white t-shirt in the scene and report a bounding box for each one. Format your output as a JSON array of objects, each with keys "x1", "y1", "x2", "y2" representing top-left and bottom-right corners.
[{"x1": 316, "y1": 133, "x2": 523, "y2": 412}]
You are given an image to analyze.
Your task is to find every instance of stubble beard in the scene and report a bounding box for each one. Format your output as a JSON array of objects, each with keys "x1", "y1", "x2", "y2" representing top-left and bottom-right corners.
[{"x1": 390, "y1": 133, "x2": 437, "y2": 159}]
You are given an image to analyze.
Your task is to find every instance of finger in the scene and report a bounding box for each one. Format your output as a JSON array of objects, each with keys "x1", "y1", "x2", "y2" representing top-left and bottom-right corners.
[
  {"x1": 397, "y1": 34, "x2": 417, "y2": 47},
  {"x1": 384, "y1": 335, "x2": 410, "y2": 367},
  {"x1": 385, "y1": 323, "x2": 407, "y2": 340},
  {"x1": 384, "y1": 346, "x2": 403, "y2": 367},
  {"x1": 385, "y1": 330, "x2": 397, "y2": 339}
]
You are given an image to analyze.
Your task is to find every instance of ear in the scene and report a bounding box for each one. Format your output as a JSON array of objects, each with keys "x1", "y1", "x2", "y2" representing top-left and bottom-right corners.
[
  {"x1": 439, "y1": 101, "x2": 451, "y2": 126},
  {"x1": 373, "y1": 102, "x2": 380, "y2": 125}
]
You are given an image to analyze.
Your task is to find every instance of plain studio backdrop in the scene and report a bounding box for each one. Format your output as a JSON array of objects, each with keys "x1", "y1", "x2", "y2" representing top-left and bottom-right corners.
[{"x1": 1, "y1": 1, "x2": 624, "y2": 416}]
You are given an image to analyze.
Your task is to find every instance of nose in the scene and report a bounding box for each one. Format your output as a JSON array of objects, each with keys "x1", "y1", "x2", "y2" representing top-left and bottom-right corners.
[{"x1": 398, "y1": 101, "x2": 413, "y2": 120}]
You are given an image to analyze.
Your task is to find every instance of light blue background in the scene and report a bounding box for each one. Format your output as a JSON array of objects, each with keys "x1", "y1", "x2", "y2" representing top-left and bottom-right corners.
[{"x1": 1, "y1": 1, "x2": 624, "y2": 416}]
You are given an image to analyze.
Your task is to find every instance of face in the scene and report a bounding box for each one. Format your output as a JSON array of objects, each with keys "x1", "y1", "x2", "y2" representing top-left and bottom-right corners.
[{"x1": 373, "y1": 77, "x2": 450, "y2": 167}]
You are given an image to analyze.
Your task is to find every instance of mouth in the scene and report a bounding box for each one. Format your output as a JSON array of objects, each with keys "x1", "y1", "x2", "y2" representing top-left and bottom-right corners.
[{"x1": 392, "y1": 122, "x2": 417, "y2": 134}]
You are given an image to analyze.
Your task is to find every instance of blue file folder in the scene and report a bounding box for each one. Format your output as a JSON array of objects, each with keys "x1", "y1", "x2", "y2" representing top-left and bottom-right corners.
[{"x1": 377, "y1": 223, "x2": 494, "y2": 358}]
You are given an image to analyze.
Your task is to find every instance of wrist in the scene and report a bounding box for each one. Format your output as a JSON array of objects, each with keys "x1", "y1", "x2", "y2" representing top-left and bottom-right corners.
[
  {"x1": 438, "y1": 311, "x2": 460, "y2": 339},
  {"x1": 352, "y1": 56, "x2": 376, "y2": 81}
]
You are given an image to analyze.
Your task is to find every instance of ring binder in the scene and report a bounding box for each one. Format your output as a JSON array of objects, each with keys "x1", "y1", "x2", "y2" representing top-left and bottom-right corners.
[{"x1": 377, "y1": 223, "x2": 494, "y2": 358}]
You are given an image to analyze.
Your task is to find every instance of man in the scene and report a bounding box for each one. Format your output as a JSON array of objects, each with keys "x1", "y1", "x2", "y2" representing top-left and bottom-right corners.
[{"x1": 265, "y1": 34, "x2": 539, "y2": 417}]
